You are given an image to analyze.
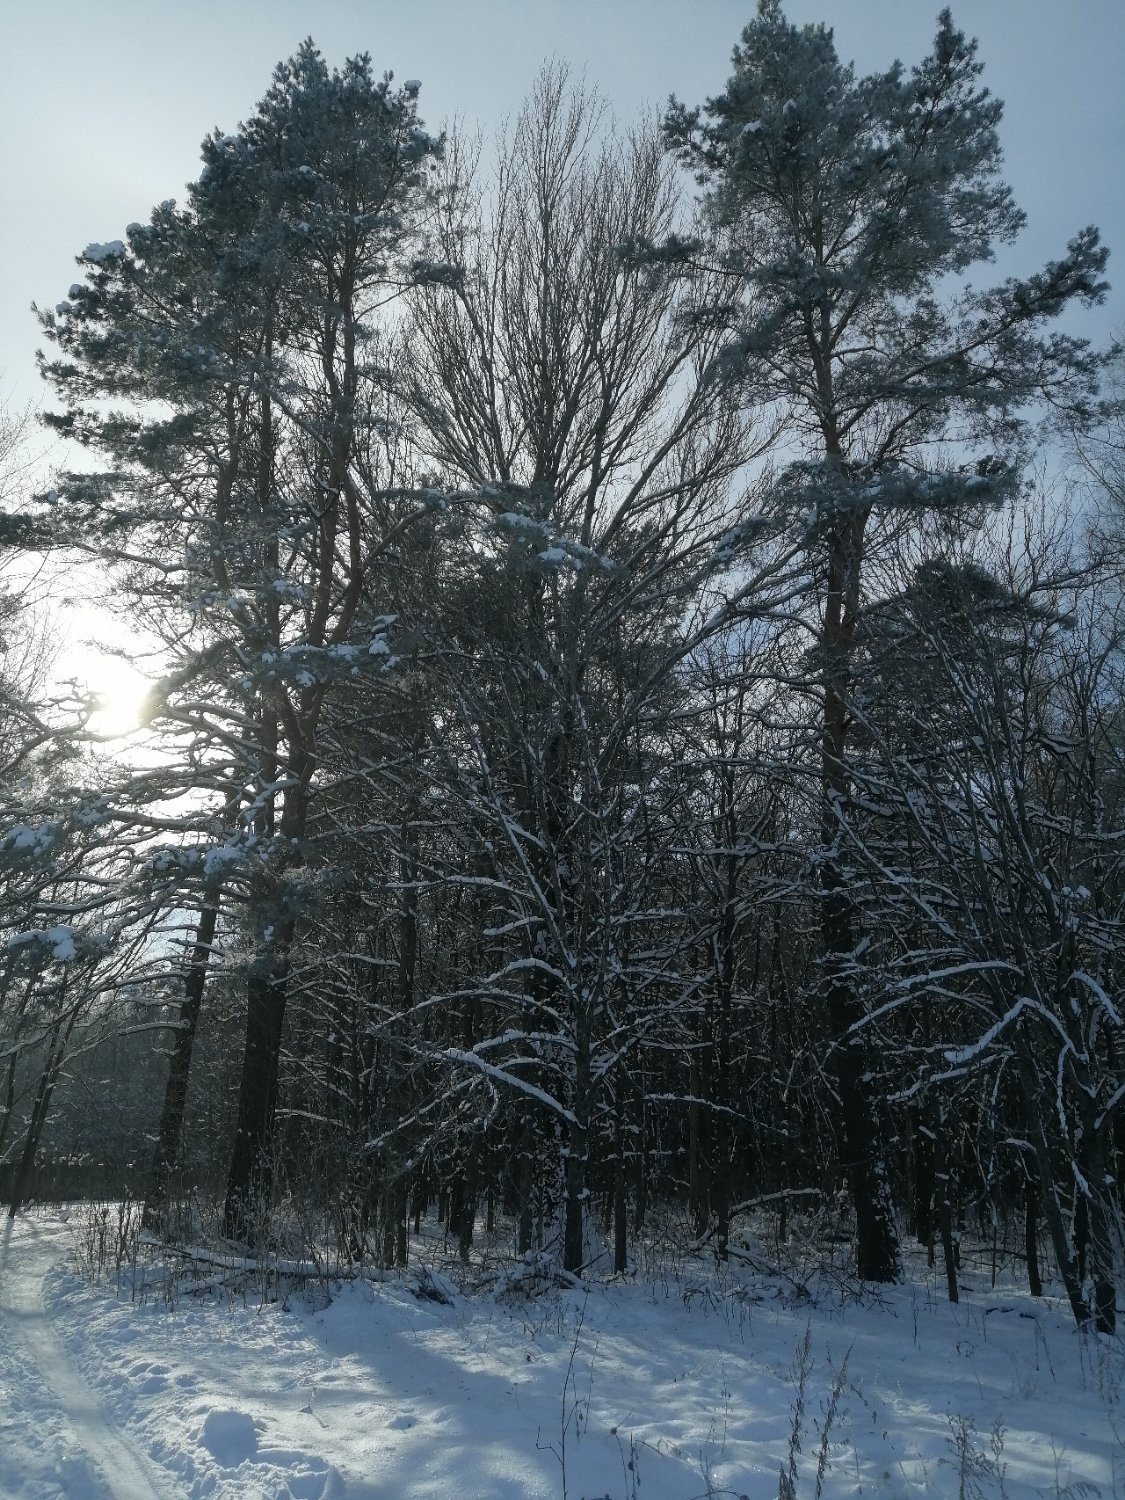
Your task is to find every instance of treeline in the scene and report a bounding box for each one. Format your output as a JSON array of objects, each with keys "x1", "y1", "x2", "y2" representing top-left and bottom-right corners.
[{"x1": 1, "y1": 6, "x2": 1122, "y2": 1334}]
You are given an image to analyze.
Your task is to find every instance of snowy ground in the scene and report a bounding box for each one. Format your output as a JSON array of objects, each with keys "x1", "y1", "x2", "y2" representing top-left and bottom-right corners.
[{"x1": 0, "y1": 1209, "x2": 1120, "y2": 1499}]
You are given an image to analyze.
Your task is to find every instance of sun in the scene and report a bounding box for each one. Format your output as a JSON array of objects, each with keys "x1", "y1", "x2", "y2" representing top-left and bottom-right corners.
[{"x1": 83, "y1": 656, "x2": 152, "y2": 740}]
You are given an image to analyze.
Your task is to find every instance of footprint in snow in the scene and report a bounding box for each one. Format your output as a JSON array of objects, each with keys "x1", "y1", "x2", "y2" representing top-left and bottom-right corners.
[
  {"x1": 129, "y1": 1359, "x2": 171, "y2": 1394},
  {"x1": 199, "y1": 1407, "x2": 259, "y2": 1467}
]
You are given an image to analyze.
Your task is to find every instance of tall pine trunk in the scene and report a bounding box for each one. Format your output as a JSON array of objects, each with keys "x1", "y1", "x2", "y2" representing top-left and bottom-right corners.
[
  {"x1": 143, "y1": 902, "x2": 219, "y2": 1232},
  {"x1": 222, "y1": 943, "x2": 291, "y2": 1244},
  {"x1": 821, "y1": 513, "x2": 899, "y2": 1283}
]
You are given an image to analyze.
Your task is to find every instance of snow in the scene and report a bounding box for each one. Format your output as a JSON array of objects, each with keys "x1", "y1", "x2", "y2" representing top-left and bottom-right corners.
[
  {"x1": 0, "y1": 1209, "x2": 1119, "y2": 1499},
  {"x1": 3, "y1": 820, "x2": 59, "y2": 855},
  {"x1": 45, "y1": 924, "x2": 77, "y2": 961},
  {"x1": 6, "y1": 923, "x2": 78, "y2": 961},
  {"x1": 81, "y1": 241, "x2": 126, "y2": 264},
  {"x1": 74, "y1": 800, "x2": 111, "y2": 829},
  {"x1": 496, "y1": 511, "x2": 547, "y2": 536},
  {"x1": 203, "y1": 844, "x2": 244, "y2": 878},
  {"x1": 445, "y1": 1046, "x2": 580, "y2": 1124},
  {"x1": 0, "y1": 1216, "x2": 176, "y2": 1497},
  {"x1": 199, "y1": 1409, "x2": 259, "y2": 1467}
]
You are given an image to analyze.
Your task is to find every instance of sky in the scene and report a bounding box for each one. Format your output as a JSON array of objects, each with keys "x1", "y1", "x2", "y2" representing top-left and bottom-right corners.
[
  {"x1": 2, "y1": 0, "x2": 1123, "y2": 418},
  {"x1": 1, "y1": 0, "x2": 1122, "y2": 713}
]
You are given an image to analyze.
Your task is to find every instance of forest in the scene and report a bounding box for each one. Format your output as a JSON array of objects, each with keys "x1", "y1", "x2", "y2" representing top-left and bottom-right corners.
[{"x1": 1, "y1": 0, "x2": 1122, "y2": 1350}]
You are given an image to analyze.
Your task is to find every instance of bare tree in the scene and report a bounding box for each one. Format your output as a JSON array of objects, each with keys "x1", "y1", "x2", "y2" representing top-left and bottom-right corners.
[{"x1": 404, "y1": 66, "x2": 789, "y2": 1271}]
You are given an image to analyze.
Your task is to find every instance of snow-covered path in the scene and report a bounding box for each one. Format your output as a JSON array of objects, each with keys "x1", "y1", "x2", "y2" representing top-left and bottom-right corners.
[
  {"x1": 0, "y1": 1209, "x2": 1119, "y2": 1498},
  {"x1": 0, "y1": 1215, "x2": 174, "y2": 1499}
]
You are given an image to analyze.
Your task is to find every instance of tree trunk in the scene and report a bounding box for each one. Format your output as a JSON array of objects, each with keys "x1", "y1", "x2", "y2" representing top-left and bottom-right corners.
[
  {"x1": 1080, "y1": 1125, "x2": 1117, "y2": 1335},
  {"x1": 910, "y1": 1108, "x2": 936, "y2": 1250},
  {"x1": 457, "y1": 1142, "x2": 478, "y2": 1265},
  {"x1": 222, "y1": 955, "x2": 289, "y2": 1244},
  {"x1": 143, "y1": 902, "x2": 219, "y2": 1232},
  {"x1": 822, "y1": 860, "x2": 899, "y2": 1280},
  {"x1": 8, "y1": 1008, "x2": 78, "y2": 1218},
  {"x1": 0, "y1": 1047, "x2": 18, "y2": 1162},
  {"x1": 632, "y1": 1069, "x2": 647, "y2": 1234},
  {"x1": 563, "y1": 1007, "x2": 592, "y2": 1274},
  {"x1": 935, "y1": 1113, "x2": 959, "y2": 1304},
  {"x1": 382, "y1": 1178, "x2": 409, "y2": 1269},
  {"x1": 1024, "y1": 1171, "x2": 1043, "y2": 1298},
  {"x1": 517, "y1": 1105, "x2": 535, "y2": 1255},
  {"x1": 396, "y1": 1183, "x2": 409, "y2": 1269},
  {"x1": 613, "y1": 1080, "x2": 628, "y2": 1274},
  {"x1": 712, "y1": 835, "x2": 736, "y2": 1263},
  {"x1": 820, "y1": 513, "x2": 899, "y2": 1283},
  {"x1": 688, "y1": 1033, "x2": 705, "y2": 1234},
  {"x1": 1013, "y1": 1044, "x2": 1090, "y2": 1327}
]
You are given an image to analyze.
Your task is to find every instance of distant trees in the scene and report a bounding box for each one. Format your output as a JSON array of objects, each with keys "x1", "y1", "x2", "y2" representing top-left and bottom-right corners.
[
  {"x1": 841, "y1": 517, "x2": 1125, "y2": 1331},
  {"x1": 0, "y1": 402, "x2": 103, "y2": 1214}
]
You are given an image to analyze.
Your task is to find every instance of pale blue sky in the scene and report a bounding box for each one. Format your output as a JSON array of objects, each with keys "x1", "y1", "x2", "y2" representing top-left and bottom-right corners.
[{"x1": 2, "y1": 0, "x2": 1122, "y2": 409}]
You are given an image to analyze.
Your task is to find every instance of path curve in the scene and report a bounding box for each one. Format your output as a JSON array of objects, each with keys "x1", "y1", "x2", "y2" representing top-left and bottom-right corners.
[{"x1": 0, "y1": 1214, "x2": 178, "y2": 1499}]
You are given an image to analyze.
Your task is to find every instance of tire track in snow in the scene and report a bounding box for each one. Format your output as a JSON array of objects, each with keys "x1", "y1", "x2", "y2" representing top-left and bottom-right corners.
[{"x1": 0, "y1": 1216, "x2": 177, "y2": 1499}]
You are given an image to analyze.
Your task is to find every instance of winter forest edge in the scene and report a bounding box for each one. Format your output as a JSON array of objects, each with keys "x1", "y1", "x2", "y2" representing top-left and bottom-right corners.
[{"x1": 2, "y1": 0, "x2": 1124, "y2": 1423}]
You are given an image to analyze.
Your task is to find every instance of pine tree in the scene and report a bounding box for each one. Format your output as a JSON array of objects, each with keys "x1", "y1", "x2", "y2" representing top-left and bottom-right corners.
[
  {"x1": 666, "y1": 2, "x2": 1108, "y2": 1281},
  {"x1": 38, "y1": 42, "x2": 442, "y2": 1244}
]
